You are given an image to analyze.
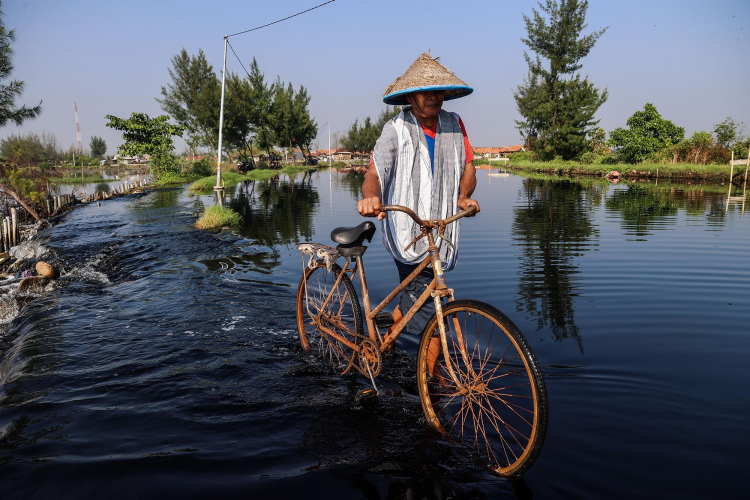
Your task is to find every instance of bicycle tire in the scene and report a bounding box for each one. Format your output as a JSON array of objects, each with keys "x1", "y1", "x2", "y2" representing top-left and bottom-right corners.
[
  {"x1": 416, "y1": 299, "x2": 548, "y2": 477},
  {"x1": 296, "y1": 262, "x2": 363, "y2": 374}
]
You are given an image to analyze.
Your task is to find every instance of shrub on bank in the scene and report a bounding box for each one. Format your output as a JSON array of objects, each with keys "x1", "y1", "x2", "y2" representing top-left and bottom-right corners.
[
  {"x1": 190, "y1": 158, "x2": 214, "y2": 177},
  {"x1": 509, "y1": 151, "x2": 535, "y2": 162},
  {"x1": 154, "y1": 171, "x2": 200, "y2": 185},
  {"x1": 189, "y1": 172, "x2": 248, "y2": 192},
  {"x1": 195, "y1": 205, "x2": 242, "y2": 229},
  {"x1": 316, "y1": 161, "x2": 349, "y2": 168}
]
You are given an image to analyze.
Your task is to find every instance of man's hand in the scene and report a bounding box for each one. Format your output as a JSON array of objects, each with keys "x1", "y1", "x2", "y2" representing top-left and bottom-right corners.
[
  {"x1": 359, "y1": 164, "x2": 386, "y2": 219},
  {"x1": 457, "y1": 197, "x2": 480, "y2": 217},
  {"x1": 358, "y1": 196, "x2": 386, "y2": 220}
]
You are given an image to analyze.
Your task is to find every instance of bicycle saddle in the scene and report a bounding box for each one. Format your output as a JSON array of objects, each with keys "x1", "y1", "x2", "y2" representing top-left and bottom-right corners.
[{"x1": 330, "y1": 221, "x2": 376, "y2": 246}]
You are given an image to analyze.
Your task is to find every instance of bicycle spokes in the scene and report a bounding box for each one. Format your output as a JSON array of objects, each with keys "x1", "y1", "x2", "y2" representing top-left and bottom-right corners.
[{"x1": 418, "y1": 302, "x2": 546, "y2": 476}]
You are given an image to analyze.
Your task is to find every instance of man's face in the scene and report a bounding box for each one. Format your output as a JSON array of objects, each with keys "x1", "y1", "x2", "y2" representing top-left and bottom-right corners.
[{"x1": 406, "y1": 90, "x2": 446, "y2": 121}]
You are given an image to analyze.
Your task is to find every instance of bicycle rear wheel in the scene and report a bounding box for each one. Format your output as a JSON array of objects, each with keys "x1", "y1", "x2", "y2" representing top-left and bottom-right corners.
[
  {"x1": 296, "y1": 262, "x2": 363, "y2": 374},
  {"x1": 416, "y1": 299, "x2": 547, "y2": 477}
]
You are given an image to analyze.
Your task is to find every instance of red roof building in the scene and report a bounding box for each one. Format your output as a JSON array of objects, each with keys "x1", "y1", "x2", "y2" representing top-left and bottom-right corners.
[{"x1": 473, "y1": 146, "x2": 526, "y2": 158}]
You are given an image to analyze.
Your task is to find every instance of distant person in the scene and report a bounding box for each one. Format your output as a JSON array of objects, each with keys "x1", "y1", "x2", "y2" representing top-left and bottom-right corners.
[{"x1": 357, "y1": 52, "x2": 480, "y2": 345}]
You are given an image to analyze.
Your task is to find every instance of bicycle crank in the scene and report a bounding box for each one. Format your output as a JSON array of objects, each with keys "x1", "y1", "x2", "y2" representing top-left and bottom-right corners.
[{"x1": 358, "y1": 338, "x2": 382, "y2": 378}]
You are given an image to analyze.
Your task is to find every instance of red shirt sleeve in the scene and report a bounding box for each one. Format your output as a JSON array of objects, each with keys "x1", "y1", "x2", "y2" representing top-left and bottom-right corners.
[{"x1": 458, "y1": 116, "x2": 474, "y2": 163}]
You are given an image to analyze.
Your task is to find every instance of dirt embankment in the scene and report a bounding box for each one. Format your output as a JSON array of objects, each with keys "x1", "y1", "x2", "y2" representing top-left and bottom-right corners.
[{"x1": 504, "y1": 164, "x2": 744, "y2": 184}]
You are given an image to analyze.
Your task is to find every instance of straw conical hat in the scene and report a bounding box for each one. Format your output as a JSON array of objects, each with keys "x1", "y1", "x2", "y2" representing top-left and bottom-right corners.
[{"x1": 383, "y1": 53, "x2": 473, "y2": 105}]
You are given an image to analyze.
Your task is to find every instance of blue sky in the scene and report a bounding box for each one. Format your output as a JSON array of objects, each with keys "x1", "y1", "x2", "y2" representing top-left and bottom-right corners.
[{"x1": 3, "y1": 0, "x2": 749, "y2": 154}]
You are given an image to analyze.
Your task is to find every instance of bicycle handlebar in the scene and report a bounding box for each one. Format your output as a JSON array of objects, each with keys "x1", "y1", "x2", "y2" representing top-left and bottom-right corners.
[{"x1": 381, "y1": 205, "x2": 477, "y2": 228}]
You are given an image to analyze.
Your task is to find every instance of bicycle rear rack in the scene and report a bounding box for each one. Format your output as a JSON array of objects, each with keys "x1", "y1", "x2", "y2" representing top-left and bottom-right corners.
[{"x1": 298, "y1": 243, "x2": 340, "y2": 270}]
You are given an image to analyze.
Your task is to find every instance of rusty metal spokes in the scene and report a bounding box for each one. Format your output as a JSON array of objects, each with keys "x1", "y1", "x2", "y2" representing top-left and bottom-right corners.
[
  {"x1": 418, "y1": 304, "x2": 544, "y2": 476},
  {"x1": 299, "y1": 263, "x2": 362, "y2": 374}
]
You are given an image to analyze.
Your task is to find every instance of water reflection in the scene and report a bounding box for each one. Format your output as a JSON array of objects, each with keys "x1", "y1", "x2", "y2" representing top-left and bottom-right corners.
[
  {"x1": 331, "y1": 170, "x2": 365, "y2": 202},
  {"x1": 606, "y1": 185, "x2": 679, "y2": 236},
  {"x1": 606, "y1": 182, "x2": 742, "y2": 234},
  {"x1": 231, "y1": 176, "x2": 320, "y2": 247},
  {"x1": 94, "y1": 182, "x2": 111, "y2": 195},
  {"x1": 726, "y1": 180, "x2": 748, "y2": 213},
  {"x1": 512, "y1": 179, "x2": 599, "y2": 351}
]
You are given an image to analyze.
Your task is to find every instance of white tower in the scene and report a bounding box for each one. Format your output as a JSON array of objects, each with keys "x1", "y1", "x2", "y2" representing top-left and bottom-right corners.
[{"x1": 74, "y1": 102, "x2": 83, "y2": 151}]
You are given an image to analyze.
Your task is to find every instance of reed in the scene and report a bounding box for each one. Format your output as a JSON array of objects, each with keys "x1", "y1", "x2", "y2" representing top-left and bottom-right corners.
[{"x1": 195, "y1": 205, "x2": 242, "y2": 229}]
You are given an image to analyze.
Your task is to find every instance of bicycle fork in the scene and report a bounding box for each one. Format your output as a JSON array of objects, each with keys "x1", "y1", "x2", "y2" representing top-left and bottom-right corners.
[{"x1": 428, "y1": 237, "x2": 474, "y2": 393}]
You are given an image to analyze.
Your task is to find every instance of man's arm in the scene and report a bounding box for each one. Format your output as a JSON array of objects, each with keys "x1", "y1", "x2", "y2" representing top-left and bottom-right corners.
[
  {"x1": 457, "y1": 161, "x2": 480, "y2": 215},
  {"x1": 358, "y1": 163, "x2": 386, "y2": 220}
]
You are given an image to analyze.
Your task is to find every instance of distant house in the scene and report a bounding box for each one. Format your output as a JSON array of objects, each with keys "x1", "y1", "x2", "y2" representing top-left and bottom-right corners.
[
  {"x1": 472, "y1": 146, "x2": 525, "y2": 159},
  {"x1": 314, "y1": 149, "x2": 332, "y2": 161},
  {"x1": 332, "y1": 148, "x2": 353, "y2": 161},
  {"x1": 113, "y1": 154, "x2": 141, "y2": 165}
]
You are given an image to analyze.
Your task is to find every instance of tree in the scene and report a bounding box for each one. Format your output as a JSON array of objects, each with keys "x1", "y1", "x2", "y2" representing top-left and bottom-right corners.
[
  {"x1": 609, "y1": 103, "x2": 685, "y2": 164},
  {"x1": 1, "y1": 131, "x2": 61, "y2": 165},
  {"x1": 289, "y1": 84, "x2": 318, "y2": 156},
  {"x1": 341, "y1": 107, "x2": 402, "y2": 153},
  {"x1": 245, "y1": 58, "x2": 275, "y2": 160},
  {"x1": 0, "y1": 1, "x2": 41, "y2": 127},
  {"x1": 157, "y1": 49, "x2": 220, "y2": 153},
  {"x1": 0, "y1": 1, "x2": 48, "y2": 221},
  {"x1": 223, "y1": 71, "x2": 255, "y2": 163},
  {"x1": 89, "y1": 135, "x2": 107, "y2": 158},
  {"x1": 587, "y1": 126, "x2": 607, "y2": 153},
  {"x1": 513, "y1": 0, "x2": 608, "y2": 160},
  {"x1": 0, "y1": 130, "x2": 60, "y2": 219},
  {"x1": 105, "y1": 112, "x2": 184, "y2": 179},
  {"x1": 269, "y1": 79, "x2": 318, "y2": 162},
  {"x1": 713, "y1": 117, "x2": 745, "y2": 149}
]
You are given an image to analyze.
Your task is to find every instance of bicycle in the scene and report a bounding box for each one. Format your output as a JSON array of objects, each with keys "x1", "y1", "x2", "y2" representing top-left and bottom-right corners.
[{"x1": 296, "y1": 204, "x2": 548, "y2": 477}]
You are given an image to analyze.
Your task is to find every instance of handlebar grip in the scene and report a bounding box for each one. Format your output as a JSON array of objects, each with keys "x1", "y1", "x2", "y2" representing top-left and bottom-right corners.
[{"x1": 443, "y1": 205, "x2": 477, "y2": 225}]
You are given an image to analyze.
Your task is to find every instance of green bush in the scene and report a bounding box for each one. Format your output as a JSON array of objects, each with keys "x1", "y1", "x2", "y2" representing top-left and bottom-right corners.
[
  {"x1": 509, "y1": 151, "x2": 535, "y2": 162},
  {"x1": 191, "y1": 158, "x2": 213, "y2": 177},
  {"x1": 732, "y1": 139, "x2": 749, "y2": 160},
  {"x1": 601, "y1": 154, "x2": 620, "y2": 165},
  {"x1": 577, "y1": 152, "x2": 598, "y2": 165},
  {"x1": 154, "y1": 171, "x2": 193, "y2": 185}
]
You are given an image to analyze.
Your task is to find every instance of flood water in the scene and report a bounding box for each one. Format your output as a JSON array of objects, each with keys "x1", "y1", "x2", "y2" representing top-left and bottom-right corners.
[{"x1": 1, "y1": 169, "x2": 749, "y2": 499}]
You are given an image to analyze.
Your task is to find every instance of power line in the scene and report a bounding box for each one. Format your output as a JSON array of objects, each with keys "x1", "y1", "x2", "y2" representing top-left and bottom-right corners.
[
  {"x1": 227, "y1": 40, "x2": 251, "y2": 78},
  {"x1": 228, "y1": 0, "x2": 336, "y2": 38}
]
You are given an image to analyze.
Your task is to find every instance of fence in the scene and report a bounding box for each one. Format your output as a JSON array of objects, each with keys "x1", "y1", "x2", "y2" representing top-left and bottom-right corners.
[{"x1": 1, "y1": 176, "x2": 153, "y2": 253}]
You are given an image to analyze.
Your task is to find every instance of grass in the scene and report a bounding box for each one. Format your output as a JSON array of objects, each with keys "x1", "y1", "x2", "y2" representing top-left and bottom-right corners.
[
  {"x1": 195, "y1": 205, "x2": 242, "y2": 229},
  {"x1": 316, "y1": 161, "x2": 350, "y2": 168},
  {"x1": 475, "y1": 158, "x2": 736, "y2": 182},
  {"x1": 189, "y1": 172, "x2": 249, "y2": 192},
  {"x1": 154, "y1": 170, "x2": 204, "y2": 185}
]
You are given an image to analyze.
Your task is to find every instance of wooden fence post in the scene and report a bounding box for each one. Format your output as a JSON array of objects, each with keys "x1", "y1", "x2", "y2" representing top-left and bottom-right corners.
[{"x1": 10, "y1": 208, "x2": 17, "y2": 246}]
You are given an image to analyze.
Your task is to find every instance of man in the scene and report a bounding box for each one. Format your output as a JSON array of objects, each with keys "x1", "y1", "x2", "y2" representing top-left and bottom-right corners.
[{"x1": 357, "y1": 53, "x2": 480, "y2": 343}]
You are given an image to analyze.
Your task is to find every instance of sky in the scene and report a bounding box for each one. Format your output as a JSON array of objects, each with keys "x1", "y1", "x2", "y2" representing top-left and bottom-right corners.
[{"x1": 2, "y1": 0, "x2": 749, "y2": 155}]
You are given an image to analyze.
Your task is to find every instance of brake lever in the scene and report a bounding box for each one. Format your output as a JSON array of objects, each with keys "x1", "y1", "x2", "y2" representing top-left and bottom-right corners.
[
  {"x1": 437, "y1": 232, "x2": 455, "y2": 250},
  {"x1": 403, "y1": 232, "x2": 426, "y2": 252}
]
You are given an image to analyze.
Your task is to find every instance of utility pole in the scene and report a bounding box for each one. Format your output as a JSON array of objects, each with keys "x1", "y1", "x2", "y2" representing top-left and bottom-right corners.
[{"x1": 215, "y1": 35, "x2": 228, "y2": 195}]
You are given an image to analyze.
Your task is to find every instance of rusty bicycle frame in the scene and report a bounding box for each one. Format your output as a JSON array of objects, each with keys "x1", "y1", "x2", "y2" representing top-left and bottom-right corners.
[{"x1": 304, "y1": 204, "x2": 478, "y2": 389}]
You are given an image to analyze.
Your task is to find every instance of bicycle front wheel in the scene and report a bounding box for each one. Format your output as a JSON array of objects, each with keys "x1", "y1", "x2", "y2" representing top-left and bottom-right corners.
[
  {"x1": 416, "y1": 299, "x2": 548, "y2": 477},
  {"x1": 296, "y1": 262, "x2": 363, "y2": 375}
]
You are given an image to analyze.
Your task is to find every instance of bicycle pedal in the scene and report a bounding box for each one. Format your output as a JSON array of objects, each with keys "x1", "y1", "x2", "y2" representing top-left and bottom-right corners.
[
  {"x1": 355, "y1": 388, "x2": 380, "y2": 404},
  {"x1": 374, "y1": 312, "x2": 395, "y2": 329}
]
